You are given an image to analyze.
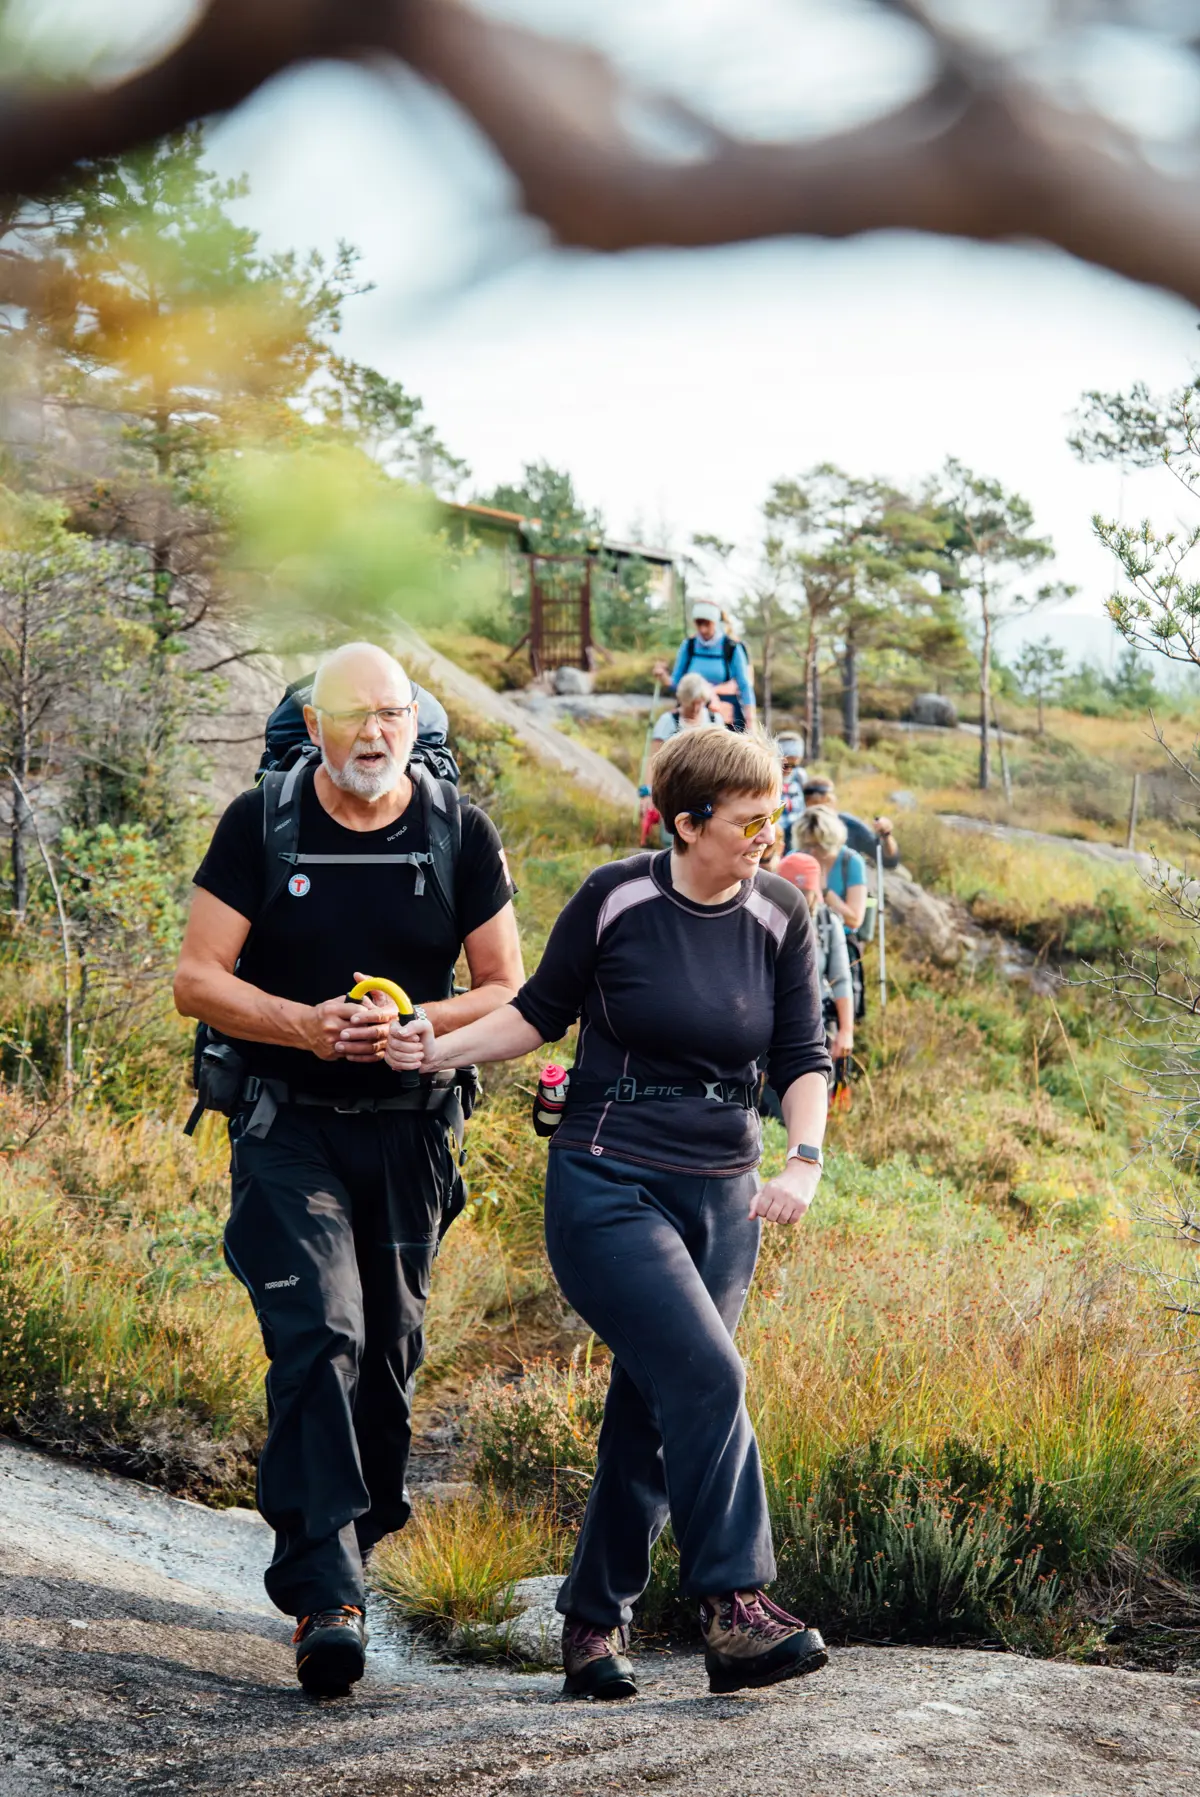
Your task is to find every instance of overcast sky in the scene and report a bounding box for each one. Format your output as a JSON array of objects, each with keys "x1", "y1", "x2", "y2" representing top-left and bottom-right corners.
[{"x1": 29, "y1": 0, "x2": 1200, "y2": 668}]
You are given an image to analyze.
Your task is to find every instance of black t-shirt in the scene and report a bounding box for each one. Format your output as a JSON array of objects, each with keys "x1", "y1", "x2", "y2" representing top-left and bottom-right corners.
[
  {"x1": 512, "y1": 849, "x2": 831, "y2": 1176},
  {"x1": 193, "y1": 767, "x2": 514, "y2": 1098}
]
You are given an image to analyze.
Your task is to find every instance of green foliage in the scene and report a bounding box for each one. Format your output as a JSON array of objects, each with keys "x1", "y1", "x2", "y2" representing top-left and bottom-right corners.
[
  {"x1": 21, "y1": 131, "x2": 365, "y2": 498},
  {"x1": 478, "y1": 461, "x2": 602, "y2": 554},
  {"x1": 225, "y1": 443, "x2": 492, "y2": 647},
  {"x1": 774, "y1": 1443, "x2": 1061, "y2": 1642},
  {"x1": 1072, "y1": 377, "x2": 1200, "y2": 671},
  {"x1": 1056, "y1": 649, "x2": 1160, "y2": 717},
  {"x1": 1012, "y1": 635, "x2": 1067, "y2": 729},
  {"x1": 0, "y1": 1120, "x2": 263, "y2": 1501},
  {"x1": 466, "y1": 1351, "x2": 610, "y2": 1520},
  {"x1": 316, "y1": 360, "x2": 468, "y2": 496},
  {"x1": 475, "y1": 460, "x2": 665, "y2": 650},
  {"x1": 933, "y1": 458, "x2": 1071, "y2": 787},
  {"x1": 0, "y1": 490, "x2": 204, "y2": 911}
]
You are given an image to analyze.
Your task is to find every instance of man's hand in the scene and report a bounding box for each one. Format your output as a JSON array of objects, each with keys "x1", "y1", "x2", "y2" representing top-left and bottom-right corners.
[
  {"x1": 301, "y1": 975, "x2": 399, "y2": 1062},
  {"x1": 385, "y1": 1014, "x2": 436, "y2": 1073},
  {"x1": 749, "y1": 1156, "x2": 820, "y2": 1225},
  {"x1": 874, "y1": 815, "x2": 895, "y2": 838}
]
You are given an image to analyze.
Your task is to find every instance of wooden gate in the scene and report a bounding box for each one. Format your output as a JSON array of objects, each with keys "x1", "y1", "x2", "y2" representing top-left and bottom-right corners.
[{"x1": 529, "y1": 554, "x2": 593, "y2": 675}]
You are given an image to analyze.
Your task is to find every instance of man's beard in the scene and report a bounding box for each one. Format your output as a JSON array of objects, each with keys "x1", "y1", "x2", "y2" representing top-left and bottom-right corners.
[{"x1": 320, "y1": 734, "x2": 406, "y2": 800}]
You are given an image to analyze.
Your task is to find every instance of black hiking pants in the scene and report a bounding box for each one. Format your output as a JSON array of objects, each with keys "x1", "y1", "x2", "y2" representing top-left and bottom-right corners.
[
  {"x1": 545, "y1": 1148, "x2": 774, "y2": 1630},
  {"x1": 225, "y1": 1105, "x2": 461, "y2": 1618}
]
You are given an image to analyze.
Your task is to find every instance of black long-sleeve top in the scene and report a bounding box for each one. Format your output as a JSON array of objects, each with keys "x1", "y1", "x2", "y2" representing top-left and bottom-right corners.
[{"x1": 512, "y1": 849, "x2": 832, "y2": 1176}]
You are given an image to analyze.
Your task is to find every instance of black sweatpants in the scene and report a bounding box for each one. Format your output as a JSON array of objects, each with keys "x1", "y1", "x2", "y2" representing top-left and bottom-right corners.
[
  {"x1": 225, "y1": 1105, "x2": 460, "y2": 1618},
  {"x1": 544, "y1": 1148, "x2": 774, "y2": 1630}
]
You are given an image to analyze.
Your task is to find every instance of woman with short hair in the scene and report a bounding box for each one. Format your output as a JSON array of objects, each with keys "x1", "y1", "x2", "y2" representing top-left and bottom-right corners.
[
  {"x1": 649, "y1": 671, "x2": 723, "y2": 758},
  {"x1": 386, "y1": 728, "x2": 831, "y2": 1700}
]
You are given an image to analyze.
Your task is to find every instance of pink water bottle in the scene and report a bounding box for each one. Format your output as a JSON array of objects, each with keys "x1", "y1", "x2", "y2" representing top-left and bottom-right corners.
[{"x1": 533, "y1": 1064, "x2": 569, "y2": 1137}]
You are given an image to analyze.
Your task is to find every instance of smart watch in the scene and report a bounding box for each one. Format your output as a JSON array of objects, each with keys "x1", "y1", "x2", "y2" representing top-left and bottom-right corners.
[{"x1": 786, "y1": 1143, "x2": 824, "y2": 1171}]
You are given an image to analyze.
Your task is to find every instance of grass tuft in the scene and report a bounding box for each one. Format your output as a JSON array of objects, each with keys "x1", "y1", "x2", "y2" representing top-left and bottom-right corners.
[{"x1": 370, "y1": 1487, "x2": 565, "y2": 1642}]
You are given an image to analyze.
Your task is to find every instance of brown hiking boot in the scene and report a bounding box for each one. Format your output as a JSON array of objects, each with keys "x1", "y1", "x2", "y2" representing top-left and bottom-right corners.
[
  {"x1": 700, "y1": 1590, "x2": 828, "y2": 1694},
  {"x1": 561, "y1": 1616, "x2": 638, "y2": 1700}
]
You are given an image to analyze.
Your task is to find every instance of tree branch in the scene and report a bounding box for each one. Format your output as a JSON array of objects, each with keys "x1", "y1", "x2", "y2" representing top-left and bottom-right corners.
[{"x1": 2, "y1": 0, "x2": 1200, "y2": 311}]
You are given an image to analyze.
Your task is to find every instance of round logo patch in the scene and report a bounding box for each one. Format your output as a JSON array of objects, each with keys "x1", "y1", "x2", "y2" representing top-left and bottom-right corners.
[{"x1": 287, "y1": 873, "x2": 311, "y2": 898}]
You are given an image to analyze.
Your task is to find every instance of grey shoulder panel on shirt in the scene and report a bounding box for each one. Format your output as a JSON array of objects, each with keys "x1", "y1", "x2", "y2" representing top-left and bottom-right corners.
[
  {"x1": 743, "y1": 886, "x2": 789, "y2": 946},
  {"x1": 746, "y1": 869, "x2": 804, "y2": 947},
  {"x1": 596, "y1": 873, "x2": 661, "y2": 942}
]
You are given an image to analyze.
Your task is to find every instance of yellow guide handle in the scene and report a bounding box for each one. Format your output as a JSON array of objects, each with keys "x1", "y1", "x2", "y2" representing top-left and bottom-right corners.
[{"x1": 348, "y1": 976, "x2": 414, "y2": 1016}]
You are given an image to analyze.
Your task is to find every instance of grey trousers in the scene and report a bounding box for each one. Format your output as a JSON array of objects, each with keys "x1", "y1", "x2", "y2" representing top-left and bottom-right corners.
[{"x1": 544, "y1": 1147, "x2": 775, "y2": 1629}]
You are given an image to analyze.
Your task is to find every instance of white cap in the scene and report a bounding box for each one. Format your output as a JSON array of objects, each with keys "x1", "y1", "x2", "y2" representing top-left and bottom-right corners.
[{"x1": 691, "y1": 599, "x2": 721, "y2": 624}]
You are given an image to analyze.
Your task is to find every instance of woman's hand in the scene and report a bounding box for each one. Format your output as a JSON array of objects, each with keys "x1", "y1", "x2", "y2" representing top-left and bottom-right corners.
[
  {"x1": 384, "y1": 1014, "x2": 436, "y2": 1073},
  {"x1": 749, "y1": 1157, "x2": 820, "y2": 1225},
  {"x1": 833, "y1": 1026, "x2": 854, "y2": 1059}
]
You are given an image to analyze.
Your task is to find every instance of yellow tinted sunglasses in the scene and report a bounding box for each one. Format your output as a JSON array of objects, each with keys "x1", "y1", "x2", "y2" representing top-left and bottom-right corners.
[{"x1": 716, "y1": 803, "x2": 785, "y2": 840}]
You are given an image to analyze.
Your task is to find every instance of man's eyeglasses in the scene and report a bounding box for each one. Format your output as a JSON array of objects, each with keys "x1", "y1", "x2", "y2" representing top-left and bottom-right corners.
[
  {"x1": 714, "y1": 804, "x2": 785, "y2": 840},
  {"x1": 316, "y1": 704, "x2": 416, "y2": 730}
]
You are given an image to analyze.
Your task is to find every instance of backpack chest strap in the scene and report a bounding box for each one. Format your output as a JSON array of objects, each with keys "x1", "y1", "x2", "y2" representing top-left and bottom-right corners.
[{"x1": 279, "y1": 849, "x2": 435, "y2": 895}]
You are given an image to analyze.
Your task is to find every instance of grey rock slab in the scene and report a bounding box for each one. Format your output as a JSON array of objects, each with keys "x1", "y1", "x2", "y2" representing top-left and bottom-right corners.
[
  {"x1": 2, "y1": 1436, "x2": 1198, "y2": 1794},
  {"x1": 392, "y1": 621, "x2": 640, "y2": 812},
  {"x1": 450, "y1": 1574, "x2": 564, "y2": 1666}
]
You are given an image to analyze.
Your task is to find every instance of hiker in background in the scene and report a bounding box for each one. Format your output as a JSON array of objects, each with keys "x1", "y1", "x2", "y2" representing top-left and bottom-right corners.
[
  {"x1": 776, "y1": 852, "x2": 853, "y2": 1061},
  {"x1": 796, "y1": 806, "x2": 867, "y2": 933},
  {"x1": 387, "y1": 727, "x2": 830, "y2": 1702},
  {"x1": 654, "y1": 599, "x2": 756, "y2": 733},
  {"x1": 802, "y1": 776, "x2": 900, "y2": 870},
  {"x1": 173, "y1": 642, "x2": 524, "y2": 1699},
  {"x1": 649, "y1": 673, "x2": 724, "y2": 759},
  {"x1": 777, "y1": 733, "x2": 806, "y2": 852}
]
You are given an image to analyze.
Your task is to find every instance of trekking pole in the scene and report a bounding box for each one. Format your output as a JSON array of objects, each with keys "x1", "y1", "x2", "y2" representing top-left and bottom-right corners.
[
  {"x1": 637, "y1": 682, "x2": 661, "y2": 788},
  {"x1": 348, "y1": 975, "x2": 420, "y2": 1090},
  {"x1": 875, "y1": 842, "x2": 888, "y2": 1010}
]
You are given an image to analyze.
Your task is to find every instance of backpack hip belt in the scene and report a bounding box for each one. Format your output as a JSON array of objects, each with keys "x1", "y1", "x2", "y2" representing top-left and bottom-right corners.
[{"x1": 239, "y1": 1071, "x2": 468, "y2": 1144}]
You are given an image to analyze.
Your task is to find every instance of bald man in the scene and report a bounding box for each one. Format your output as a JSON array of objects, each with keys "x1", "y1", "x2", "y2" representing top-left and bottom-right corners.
[{"x1": 175, "y1": 642, "x2": 523, "y2": 1696}]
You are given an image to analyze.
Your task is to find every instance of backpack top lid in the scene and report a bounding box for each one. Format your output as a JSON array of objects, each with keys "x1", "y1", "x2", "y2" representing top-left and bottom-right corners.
[{"x1": 259, "y1": 675, "x2": 457, "y2": 785}]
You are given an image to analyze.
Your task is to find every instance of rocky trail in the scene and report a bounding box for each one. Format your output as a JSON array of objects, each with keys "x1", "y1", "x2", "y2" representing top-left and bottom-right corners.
[{"x1": 2, "y1": 1437, "x2": 1197, "y2": 1797}]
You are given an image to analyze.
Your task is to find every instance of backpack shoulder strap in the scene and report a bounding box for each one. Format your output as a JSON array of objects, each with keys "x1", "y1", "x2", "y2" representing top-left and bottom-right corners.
[
  {"x1": 259, "y1": 749, "x2": 316, "y2": 918},
  {"x1": 411, "y1": 763, "x2": 463, "y2": 932},
  {"x1": 723, "y1": 637, "x2": 735, "y2": 678},
  {"x1": 681, "y1": 636, "x2": 696, "y2": 674}
]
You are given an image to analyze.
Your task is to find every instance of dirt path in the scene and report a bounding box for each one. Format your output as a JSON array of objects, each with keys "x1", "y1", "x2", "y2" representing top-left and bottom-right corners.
[{"x1": 2, "y1": 1437, "x2": 1197, "y2": 1796}]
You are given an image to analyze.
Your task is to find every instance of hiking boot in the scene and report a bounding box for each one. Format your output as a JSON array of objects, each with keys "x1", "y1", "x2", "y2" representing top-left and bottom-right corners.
[
  {"x1": 700, "y1": 1590, "x2": 828, "y2": 1695},
  {"x1": 292, "y1": 1605, "x2": 367, "y2": 1697},
  {"x1": 561, "y1": 1617, "x2": 638, "y2": 1700}
]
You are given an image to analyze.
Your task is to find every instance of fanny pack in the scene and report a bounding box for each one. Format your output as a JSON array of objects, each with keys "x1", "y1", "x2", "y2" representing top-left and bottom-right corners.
[{"x1": 566, "y1": 1073, "x2": 755, "y2": 1108}]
